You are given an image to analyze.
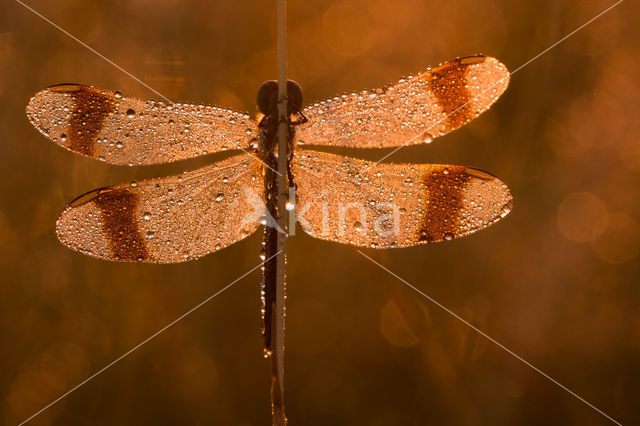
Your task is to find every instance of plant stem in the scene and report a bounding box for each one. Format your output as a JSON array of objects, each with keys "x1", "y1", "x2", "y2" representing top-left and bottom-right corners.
[{"x1": 272, "y1": 0, "x2": 288, "y2": 424}]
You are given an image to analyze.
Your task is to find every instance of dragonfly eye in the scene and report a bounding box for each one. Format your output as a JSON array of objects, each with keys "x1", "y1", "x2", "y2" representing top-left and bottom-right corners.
[
  {"x1": 257, "y1": 80, "x2": 304, "y2": 116},
  {"x1": 257, "y1": 80, "x2": 278, "y2": 115},
  {"x1": 286, "y1": 80, "x2": 303, "y2": 114}
]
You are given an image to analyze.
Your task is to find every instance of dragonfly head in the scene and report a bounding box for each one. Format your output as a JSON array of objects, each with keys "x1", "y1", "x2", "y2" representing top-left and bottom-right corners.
[{"x1": 257, "y1": 80, "x2": 303, "y2": 116}]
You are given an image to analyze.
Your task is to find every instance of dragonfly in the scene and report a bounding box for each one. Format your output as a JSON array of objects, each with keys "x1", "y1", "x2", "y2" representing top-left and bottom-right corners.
[{"x1": 26, "y1": 54, "x2": 512, "y2": 359}]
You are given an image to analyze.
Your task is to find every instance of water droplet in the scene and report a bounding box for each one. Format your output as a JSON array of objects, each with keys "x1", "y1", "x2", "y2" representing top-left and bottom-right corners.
[
  {"x1": 443, "y1": 232, "x2": 454, "y2": 241},
  {"x1": 215, "y1": 193, "x2": 225, "y2": 202},
  {"x1": 114, "y1": 91, "x2": 123, "y2": 99},
  {"x1": 60, "y1": 133, "x2": 67, "y2": 142},
  {"x1": 142, "y1": 212, "x2": 152, "y2": 221},
  {"x1": 146, "y1": 230, "x2": 155, "y2": 240},
  {"x1": 285, "y1": 201, "x2": 295, "y2": 211},
  {"x1": 115, "y1": 141, "x2": 124, "y2": 149},
  {"x1": 126, "y1": 108, "x2": 136, "y2": 117},
  {"x1": 259, "y1": 216, "x2": 268, "y2": 225}
]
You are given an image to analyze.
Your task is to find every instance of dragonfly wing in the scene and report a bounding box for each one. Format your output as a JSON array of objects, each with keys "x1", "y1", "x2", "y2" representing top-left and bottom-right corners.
[
  {"x1": 27, "y1": 84, "x2": 257, "y2": 165},
  {"x1": 296, "y1": 55, "x2": 508, "y2": 148},
  {"x1": 56, "y1": 154, "x2": 264, "y2": 263},
  {"x1": 292, "y1": 150, "x2": 511, "y2": 248}
]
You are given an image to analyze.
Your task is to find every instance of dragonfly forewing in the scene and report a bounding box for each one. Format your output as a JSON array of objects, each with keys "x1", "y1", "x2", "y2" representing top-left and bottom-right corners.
[
  {"x1": 296, "y1": 55, "x2": 509, "y2": 148},
  {"x1": 27, "y1": 84, "x2": 257, "y2": 165}
]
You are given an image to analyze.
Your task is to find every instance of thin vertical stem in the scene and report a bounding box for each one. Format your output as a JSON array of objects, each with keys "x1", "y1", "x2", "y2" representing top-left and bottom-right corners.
[{"x1": 272, "y1": 0, "x2": 288, "y2": 424}]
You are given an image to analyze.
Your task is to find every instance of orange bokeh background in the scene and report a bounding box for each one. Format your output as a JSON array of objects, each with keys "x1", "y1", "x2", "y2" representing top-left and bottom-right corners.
[{"x1": 1, "y1": 0, "x2": 639, "y2": 424}]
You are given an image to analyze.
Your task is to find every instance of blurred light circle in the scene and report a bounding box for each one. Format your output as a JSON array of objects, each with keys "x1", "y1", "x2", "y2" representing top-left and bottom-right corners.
[
  {"x1": 303, "y1": 358, "x2": 344, "y2": 398},
  {"x1": 0, "y1": 208, "x2": 7, "y2": 247},
  {"x1": 289, "y1": 0, "x2": 321, "y2": 51},
  {"x1": 40, "y1": 342, "x2": 89, "y2": 392},
  {"x1": 59, "y1": 0, "x2": 102, "y2": 44},
  {"x1": 557, "y1": 192, "x2": 606, "y2": 242},
  {"x1": 289, "y1": 299, "x2": 337, "y2": 355},
  {"x1": 40, "y1": 254, "x2": 71, "y2": 312},
  {"x1": 61, "y1": 314, "x2": 111, "y2": 356},
  {"x1": 593, "y1": 213, "x2": 640, "y2": 264},
  {"x1": 131, "y1": 0, "x2": 180, "y2": 5},
  {"x1": 379, "y1": 300, "x2": 420, "y2": 347},
  {"x1": 7, "y1": 367, "x2": 55, "y2": 422},
  {"x1": 168, "y1": 346, "x2": 218, "y2": 400},
  {"x1": 433, "y1": 0, "x2": 507, "y2": 52},
  {"x1": 619, "y1": 122, "x2": 640, "y2": 171},
  {"x1": 322, "y1": 2, "x2": 376, "y2": 57}
]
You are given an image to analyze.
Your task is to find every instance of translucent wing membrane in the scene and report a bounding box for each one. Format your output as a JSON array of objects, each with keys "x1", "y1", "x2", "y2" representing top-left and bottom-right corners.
[
  {"x1": 27, "y1": 84, "x2": 257, "y2": 165},
  {"x1": 296, "y1": 55, "x2": 509, "y2": 148},
  {"x1": 293, "y1": 150, "x2": 511, "y2": 248},
  {"x1": 56, "y1": 154, "x2": 264, "y2": 263}
]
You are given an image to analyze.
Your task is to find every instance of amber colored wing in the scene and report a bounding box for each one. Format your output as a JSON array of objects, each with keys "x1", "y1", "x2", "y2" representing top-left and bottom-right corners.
[
  {"x1": 27, "y1": 84, "x2": 257, "y2": 165},
  {"x1": 56, "y1": 154, "x2": 264, "y2": 263},
  {"x1": 292, "y1": 150, "x2": 511, "y2": 248},
  {"x1": 296, "y1": 55, "x2": 509, "y2": 148}
]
